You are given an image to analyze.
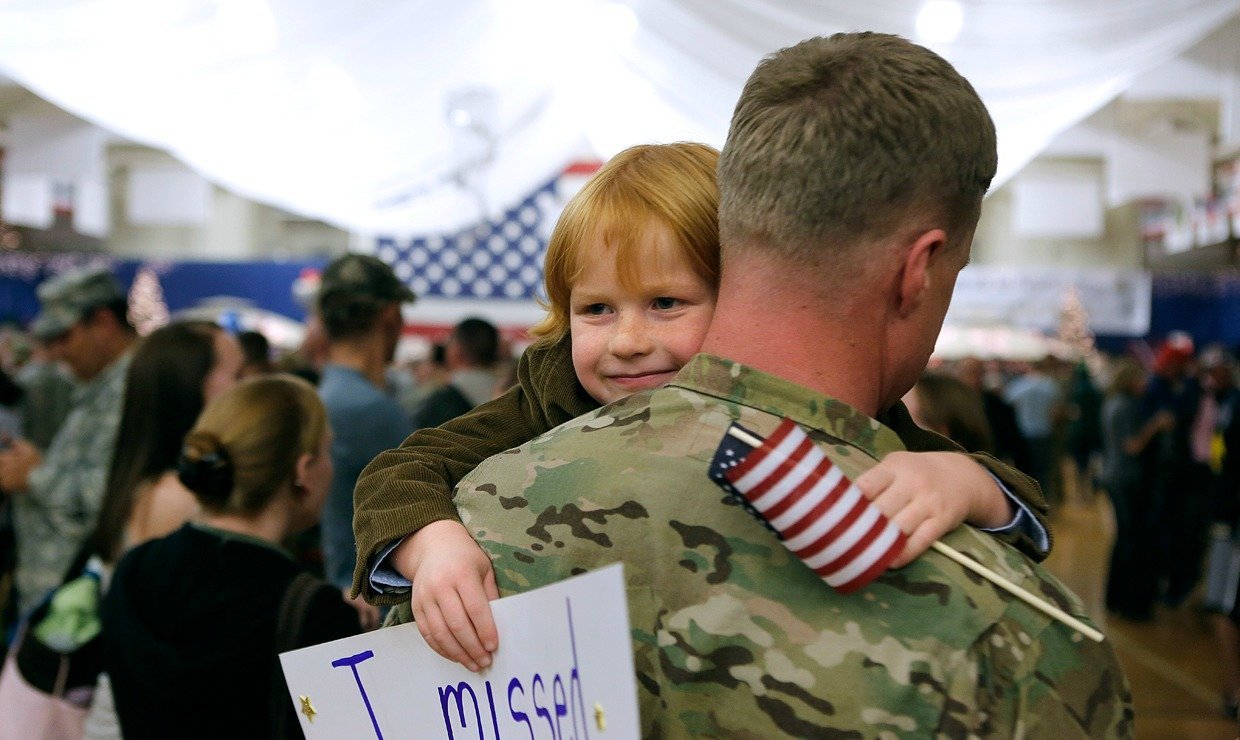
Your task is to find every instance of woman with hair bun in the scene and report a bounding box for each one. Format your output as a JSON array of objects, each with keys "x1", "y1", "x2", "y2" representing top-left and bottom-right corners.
[{"x1": 101, "y1": 375, "x2": 360, "y2": 739}]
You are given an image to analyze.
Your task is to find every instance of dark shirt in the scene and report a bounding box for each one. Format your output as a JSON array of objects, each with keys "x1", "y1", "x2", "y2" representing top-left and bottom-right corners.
[
  {"x1": 102, "y1": 524, "x2": 360, "y2": 739},
  {"x1": 1141, "y1": 373, "x2": 1202, "y2": 471},
  {"x1": 411, "y1": 383, "x2": 475, "y2": 430},
  {"x1": 1101, "y1": 395, "x2": 1143, "y2": 489}
]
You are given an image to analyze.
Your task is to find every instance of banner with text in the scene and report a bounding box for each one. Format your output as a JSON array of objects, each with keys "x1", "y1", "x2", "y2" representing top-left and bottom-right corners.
[
  {"x1": 280, "y1": 564, "x2": 639, "y2": 739},
  {"x1": 945, "y1": 266, "x2": 1152, "y2": 336}
]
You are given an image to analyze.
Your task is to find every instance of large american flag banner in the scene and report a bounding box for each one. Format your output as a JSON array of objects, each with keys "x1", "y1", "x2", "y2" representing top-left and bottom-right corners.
[
  {"x1": 709, "y1": 418, "x2": 906, "y2": 594},
  {"x1": 374, "y1": 163, "x2": 600, "y2": 304},
  {"x1": 375, "y1": 178, "x2": 554, "y2": 301}
]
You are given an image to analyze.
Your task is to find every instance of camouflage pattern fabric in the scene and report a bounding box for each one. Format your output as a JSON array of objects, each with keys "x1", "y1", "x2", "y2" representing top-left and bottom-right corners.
[
  {"x1": 399, "y1": 354, "x2": 1133, "y2": 737},
  {"x1": 12, "y1": 353, "x2": 130, "y2": 615}
]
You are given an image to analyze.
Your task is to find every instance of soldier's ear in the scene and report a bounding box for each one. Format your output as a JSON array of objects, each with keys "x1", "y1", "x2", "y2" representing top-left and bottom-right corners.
[{"x1": 895, "y1": 228, "x2": 947, "y2": 319}]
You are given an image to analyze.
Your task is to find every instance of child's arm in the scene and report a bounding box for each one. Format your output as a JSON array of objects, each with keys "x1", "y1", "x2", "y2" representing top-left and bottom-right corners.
[
  {"x1": 351, "y1": 333, "x2": 590, "y2": 603},
  {"x1": 871, "y1": 400, "x2": 1053, "y2": 566},
  {"x1": 350, "y1": 335, "x2": 593, "y2": 669},
  {"x1": 389, "y1": 519, "x2": 498, "y2": 670}
]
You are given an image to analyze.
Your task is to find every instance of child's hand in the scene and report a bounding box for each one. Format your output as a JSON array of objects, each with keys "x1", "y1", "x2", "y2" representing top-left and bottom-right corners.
[
  {"x1": 853, "y1": 451, "x2": 1013, "y2": 568},
  {"x1": 392, "y1": 519, "x2": 500, "y2": 672}
]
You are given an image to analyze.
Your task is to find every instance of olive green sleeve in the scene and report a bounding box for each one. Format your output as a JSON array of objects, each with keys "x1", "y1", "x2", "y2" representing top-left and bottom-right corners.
[
  {"x1": 880, "y1": 400, "x2": 1054, "y2": 560},
  {"x1": 350, "y1": 334, "x2": 598, "y2": 602}
]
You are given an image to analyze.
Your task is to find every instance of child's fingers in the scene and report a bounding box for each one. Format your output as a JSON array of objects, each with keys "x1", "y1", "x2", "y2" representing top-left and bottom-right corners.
[
  {"x1": 853, "y1": 464, "x2": 895, "y2": 500},
  {"x1": 457, "y1": 577, "x2": 499, "y2": 655},
  {"x1": 891, "y1": 519, "x2": 946, "y2": 568},
  {"x1": 872, "y1": 487, "x2": 919, "y2": 524},
  {"x1": 415, "y1": 597, "x2": 481, "y2": 672},
  {"x1": 855, "y1": 461, "x2": 919, "y2": 521},
  {"x1": 483, "y1": 567, "x2": 499, "y2": 601},
  {"x1": 436, "y1": 589, "x2": 493, "y2": 671},
  {"x1": 887, "y1": 504, "x2": 933, "y2": 565},
  {"x1": 890, "y1": 506, "x2": 962, "y2": 568}
]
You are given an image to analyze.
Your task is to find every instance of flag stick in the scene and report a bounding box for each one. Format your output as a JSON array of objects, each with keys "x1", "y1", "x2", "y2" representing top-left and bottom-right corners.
[
  {"x1": 725, "y1": 427, "x2": 1104, "y2": 643},
  {"x1": 726, "y1": 426, "x2": 768, "y2": 447},
  {"x1": 928, "y1": 541, "x2": 1103, "y2": 642}
]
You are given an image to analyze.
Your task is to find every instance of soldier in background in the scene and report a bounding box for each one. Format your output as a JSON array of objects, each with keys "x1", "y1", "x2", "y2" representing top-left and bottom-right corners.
[
  {"x1": 0, "y1": 269, "x2": 135, "y2": 616},
  {"x1": 15, "y1": 338, "x2": 74, "y2": 451},
  {"x1": 449, "y1": 33, "x2": 1130, "y2": 735}
]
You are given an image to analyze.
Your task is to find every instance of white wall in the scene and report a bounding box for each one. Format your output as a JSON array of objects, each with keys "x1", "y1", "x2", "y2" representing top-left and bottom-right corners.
[
  {"x1": 1108, "y1": 125, "x2": 1213, "y2": 206},
  {"x1": 977, "y1": 17, "x2": 1240, "y2": 270},
  {"x1": 1, "y1": 107, "x2": 110, "y2": 236},
  {"x1": 107, "y1": 146, "x2": 348, "y2": 261},
  {"x1": 973, "y1": 159, "x2": 1144, "y2": 269},
  {"x1": 1161, "y1": 15, "x2": 1240, "y2": 150}
]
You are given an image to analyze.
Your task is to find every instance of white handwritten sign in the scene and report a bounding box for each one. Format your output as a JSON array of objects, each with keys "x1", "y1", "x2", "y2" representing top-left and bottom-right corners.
[{"x1": 280, "y1": 563, "x2": 640, "y2": 739}]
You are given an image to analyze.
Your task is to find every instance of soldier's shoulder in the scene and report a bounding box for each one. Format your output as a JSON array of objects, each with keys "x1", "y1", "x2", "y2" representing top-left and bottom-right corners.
[
  {"x1": 912, "y1": 525, "x2": 1095, "y2": 640},
  {"x1": 471, "y1": 387, "x2": 727, "y2": 473}
]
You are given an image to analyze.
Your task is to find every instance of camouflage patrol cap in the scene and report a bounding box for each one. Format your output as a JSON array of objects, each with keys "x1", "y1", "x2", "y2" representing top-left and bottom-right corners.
[
  {"x1": 30, "y1": 268, "x2": 125, "y2": 340},
  {"x1": 316, "y1": 254, "x2": 415, "y2": 310}
]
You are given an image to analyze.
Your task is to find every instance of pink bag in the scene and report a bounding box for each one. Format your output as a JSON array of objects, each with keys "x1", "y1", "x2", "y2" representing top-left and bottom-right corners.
[{"x1": 0, "y1": 651, "x2": 89, "y2": 739}]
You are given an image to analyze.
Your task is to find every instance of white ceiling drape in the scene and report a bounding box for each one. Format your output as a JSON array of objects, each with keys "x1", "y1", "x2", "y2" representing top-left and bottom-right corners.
[{"x1": 0, "y1": 0, "x2": 1235, "y2": 235}]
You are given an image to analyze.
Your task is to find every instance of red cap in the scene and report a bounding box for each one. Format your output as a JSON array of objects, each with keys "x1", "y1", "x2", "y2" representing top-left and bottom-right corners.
[{"x1": 1154, "y1": 339, "x2": 1193, "y2": 374}]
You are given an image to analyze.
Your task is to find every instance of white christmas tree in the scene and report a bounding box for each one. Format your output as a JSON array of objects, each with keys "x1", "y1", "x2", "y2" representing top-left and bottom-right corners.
[
  {"x1": 128, "y1": 266, "x2": 170, "y2": 336},
  {"x1": 1058, "y1": 286, "x2": 1102, "y2": 374}
]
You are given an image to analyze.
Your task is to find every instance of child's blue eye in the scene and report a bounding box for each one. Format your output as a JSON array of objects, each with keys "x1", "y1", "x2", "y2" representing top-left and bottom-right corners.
[
  {"x1": 583, "y1": 303, "x2": 611, "y2": 315},
  {"x1": 652, "y1": 297, "x2": 678, "y2": 310}
]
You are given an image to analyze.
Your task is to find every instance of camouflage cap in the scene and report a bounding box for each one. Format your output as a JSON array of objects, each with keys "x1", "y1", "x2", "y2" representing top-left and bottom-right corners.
[
  {"x1": 316, "y1": 254, "x2": 415, "y2": 309},
  {"x1": 30, "y1": 268, "x2": 126, "y2": 340}
]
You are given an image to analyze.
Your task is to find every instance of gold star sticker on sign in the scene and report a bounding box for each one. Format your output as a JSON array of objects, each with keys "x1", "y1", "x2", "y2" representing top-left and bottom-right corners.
[
  {"x1": 594, "y1": 702, "x2": 606, "y2": 731},
  {"x1": 299, "y1": 695, "x2": 317, "y2": 723}
]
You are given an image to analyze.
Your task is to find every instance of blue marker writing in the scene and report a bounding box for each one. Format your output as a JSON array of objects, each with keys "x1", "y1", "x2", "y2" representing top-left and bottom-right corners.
[{"x1": 332, "y1": 650, "x2": 384, "y2": 739}]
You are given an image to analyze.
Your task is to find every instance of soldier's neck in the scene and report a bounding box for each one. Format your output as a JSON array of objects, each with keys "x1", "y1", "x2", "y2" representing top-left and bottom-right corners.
[{"x1": 698, "y1": 260, "x2": 885, "y2": 417}]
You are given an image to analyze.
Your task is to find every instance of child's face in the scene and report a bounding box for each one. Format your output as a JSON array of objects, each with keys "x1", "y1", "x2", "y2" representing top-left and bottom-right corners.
[{"x1": 569, "y1": 224, "x2": 716, "y2": 404}]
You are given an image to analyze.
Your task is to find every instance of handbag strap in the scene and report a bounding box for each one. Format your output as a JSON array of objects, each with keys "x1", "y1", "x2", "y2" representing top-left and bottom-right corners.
[
  {"x1": 270, "y1": 571, "x2": 321, "y2": 738},
  {"x1": 275, "y1": 572, "x2": 320, "y2": 653}
]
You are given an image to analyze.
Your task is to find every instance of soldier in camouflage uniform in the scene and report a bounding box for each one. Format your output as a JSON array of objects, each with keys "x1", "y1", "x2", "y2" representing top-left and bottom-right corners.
[
  {"x1": 0, "y1": 269, "x2": 136, "y2": 615},
  {"x1": 454, "y1": 358, "x2": 1130, "y2": 736},
  {"x1": 444, "y1": 33, "x2": 1132, "y2": 736}
]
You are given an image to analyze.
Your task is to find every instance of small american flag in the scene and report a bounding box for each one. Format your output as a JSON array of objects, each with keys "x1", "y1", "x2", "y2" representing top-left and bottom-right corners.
[{"x1": 709, "y1": 418, "x2": 906, "y2": 594}]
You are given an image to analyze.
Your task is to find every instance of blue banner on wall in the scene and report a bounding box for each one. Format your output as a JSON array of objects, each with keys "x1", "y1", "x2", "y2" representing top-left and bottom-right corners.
[{"x1": 0, "y1": 253, "x2": 325, "y2": 328}]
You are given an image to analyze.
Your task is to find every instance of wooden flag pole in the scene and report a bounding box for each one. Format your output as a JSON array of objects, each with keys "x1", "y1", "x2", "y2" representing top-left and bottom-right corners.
[
  {"x1": 725, "y1": 426, "x2": 1104, "y2": 643},
  {"x1": 927, "y1": 541, "x2": 1103, "y2": 642}
]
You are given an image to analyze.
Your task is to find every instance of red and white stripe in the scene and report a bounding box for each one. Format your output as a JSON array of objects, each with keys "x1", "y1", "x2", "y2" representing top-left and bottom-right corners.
[{"x1": 724, "y1": 418, "x2": 907, "y2": 593}]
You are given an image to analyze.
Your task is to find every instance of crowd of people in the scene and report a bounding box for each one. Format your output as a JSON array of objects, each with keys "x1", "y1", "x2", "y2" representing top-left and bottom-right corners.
[
  {"x1": 4, "y1": 28, "x2": 1234, "y2": 737},
  {"x1": 0, "y1": 260, "x2": 517, "y2": 736},
  {"x1": 908, "y1": 340, "x2": 1240, "y2": 717},
  {"x1": 905, "y1": 343, "x2": 1240, "y2": 626}
]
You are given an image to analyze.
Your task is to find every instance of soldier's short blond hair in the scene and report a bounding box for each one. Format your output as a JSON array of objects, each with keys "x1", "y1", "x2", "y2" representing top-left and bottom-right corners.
[
  {"x1": 529, "y1": 142, "x2": 720, "y2": 347},
  {"x1": 717, "y1": 33, "x2": 996, "y2": 265}
]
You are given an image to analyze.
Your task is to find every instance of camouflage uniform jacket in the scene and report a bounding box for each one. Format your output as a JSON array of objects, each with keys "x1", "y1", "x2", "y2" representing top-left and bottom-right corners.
[
  {"x1": 12, "y1": 351, "x2": 130, "y2": 614},
  {"x1": 453, "y1": 354, "x2": 1132, "y2": 738}
]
